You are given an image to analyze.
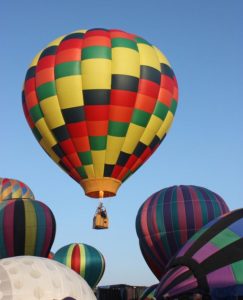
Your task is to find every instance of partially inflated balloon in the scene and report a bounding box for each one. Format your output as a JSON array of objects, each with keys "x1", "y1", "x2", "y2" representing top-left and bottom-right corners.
[
  {"x1": 136, "y1": 185, "x2": 229, "y2": 279},
  {"x1": 0, "y1": 177, "x2": 35, "y2": 201},
  {"x1": 139, "y1": 284, "x2": 158, "y2": 300},
  {"x1": 54, "y1": 243, "x2": 105, "y2": 288},
  {"x1": 155, "y1": 209, "x2": 243, "y2": 299},
  {"x1": 0, "y1": 256, "x2": 96, "y2": 300},
  {"x1": 22, "y1": 28, "x2": 178, "y2": 199},
  {"x1": 0, "y1": 199, "x2": 56, "y2": 258}
]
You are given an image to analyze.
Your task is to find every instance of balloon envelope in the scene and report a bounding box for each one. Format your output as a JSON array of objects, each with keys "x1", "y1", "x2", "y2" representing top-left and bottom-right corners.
[
  {"x1": 54, "y1": 243, "x2": 105, "y2": 288},
  {"x1": 139, "y1": 284, "x2": 158, "y2": 299},
  {"x1": 136, "y1": 185, "x2": 229, "y2": 279},
  {"x1": 0, "y1": 177, "x2": 35, "y2": 201},
  {"x1": 155, "y1": 209, "x2": 243, "y2": 299},
  {"x1": 0, "y1": 256, "x2": 96, "y2": 299},
  {"x1": 22, "y1": 28, "x2": 178, "y2": 199},
  {"x1": 0, "y1": 198, "x2": 56, "y2": 258}
]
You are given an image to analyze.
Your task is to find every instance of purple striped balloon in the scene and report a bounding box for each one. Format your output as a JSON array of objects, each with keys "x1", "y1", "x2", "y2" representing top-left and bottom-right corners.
[{"x1": 135, "y1": 185, "x2": 229, "y2": 279}]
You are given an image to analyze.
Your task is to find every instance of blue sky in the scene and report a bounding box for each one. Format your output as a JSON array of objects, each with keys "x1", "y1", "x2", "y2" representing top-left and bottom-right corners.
[{"x1": 0, "y1": 0, "x2": 242, "y2": 286}]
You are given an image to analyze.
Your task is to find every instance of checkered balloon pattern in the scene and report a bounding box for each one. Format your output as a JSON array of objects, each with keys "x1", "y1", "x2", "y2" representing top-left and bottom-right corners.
[{"x1": 22, "y1": 28, "x2": 178, "y2": 197}]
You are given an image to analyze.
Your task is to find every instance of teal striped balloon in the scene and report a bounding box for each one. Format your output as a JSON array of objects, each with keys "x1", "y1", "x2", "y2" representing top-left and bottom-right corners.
[{"x1": 54, "y1": 243, "x2": 105, "y2": 288}]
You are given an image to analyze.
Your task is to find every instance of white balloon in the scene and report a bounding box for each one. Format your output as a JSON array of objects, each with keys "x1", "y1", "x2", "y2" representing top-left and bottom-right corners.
[{"x1": 0, "y1": 256, "x2": 97, "y2": 300}]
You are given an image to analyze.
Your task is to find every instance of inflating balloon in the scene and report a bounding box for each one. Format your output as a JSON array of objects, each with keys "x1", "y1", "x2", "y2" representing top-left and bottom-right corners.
[
  {"x1": 54, "y1": 243, "x2": 105, "y2": 288},
  {"x1": 0, "y1": 177, "x2": 35, "y2": 201},
  {"x1": 155, "y1": 209, "x2": 243, "y2": 299},
  {"x1": 136, "y1": 185, "x2": 229, "y2": 279},
  {"x1": 0, "y1": 198, "x2": 56, "y2": 258},
  {"x1": 139, "y1": 284, "x2": 158, "y2": 300},
  {"x1": 22, "y1": 28, "x2": 178, "y2": 202},
  {"x1": 0, "y1": 256, "x2": 96, "y2": 299}
]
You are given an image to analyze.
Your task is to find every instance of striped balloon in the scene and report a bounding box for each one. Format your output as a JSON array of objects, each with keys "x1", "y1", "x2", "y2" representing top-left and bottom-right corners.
[
  {"x1": 0, "y1": 199, "x2": 56, "y2": 258},
  {"x1": 155, "y1": 209, "x2": 243, "y2": 299},
  {"x1": 0, "y1": 177, "x2": 35, "y2": 201},
  {"x1": 136, "y1": 185, "x2": 229, "y2": 279},
  {"x1": 22, "y1": 28, "x2": 178, "y2": 199},
  {"x1": 54, "y1": 243, "x2": 105, "y2": 288}
]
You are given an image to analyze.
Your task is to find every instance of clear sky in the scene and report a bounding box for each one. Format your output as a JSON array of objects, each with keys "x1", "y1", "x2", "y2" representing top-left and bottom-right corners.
[{"x1": 0, "y1": 0, "x2": 243, "y2": 287}]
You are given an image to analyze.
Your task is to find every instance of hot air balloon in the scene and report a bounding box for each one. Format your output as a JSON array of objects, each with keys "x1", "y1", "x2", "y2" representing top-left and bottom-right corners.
[
  {"x1": 140, "y1": 284, "x2": 158, "y2": 300},
  {"x1": 136, "y1": 185, "x2": 229, "y2": 279},
  {"x1": 0, "y1": 256, "x2": 96, "y2": 299},
  {"x1": 22, "y1": 28, "x2": 178, "y2": 224},
  {"x1": 54, "y1": 243, "x2": 105, "y2": 288},
  {"x1": 0, "y1": 198, "x2": 56, "y2": 258},
  {"x1": 0, "y1": 177, "x2": 35, "y2": 201},
  {"x1": 155, "y1": 209, "x2": 243, "y2": 300}
]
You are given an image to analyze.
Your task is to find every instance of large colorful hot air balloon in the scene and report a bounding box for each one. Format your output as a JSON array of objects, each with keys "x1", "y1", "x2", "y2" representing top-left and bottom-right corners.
[
  {"x1": 0, "y1": 256, "x2": 96, "y2": 299},
  {"x1": 136, "y1": 185, "x2": 229, "y2": 279},
  {"x1": 0, "y1": 177, "x2": 35, "y2": 201},
  {"x1": 22, "y1": 28, "x2": 178, "y2": 201},
  {"x1": 0, "y1": 199, "x2": 56, "y2": 258},
  {"x1": 54, "y1": 243, "x2": 105, "y2": 288},
  {"x1": 155, "y1": 209, "x2": 243, "y2": 299}
]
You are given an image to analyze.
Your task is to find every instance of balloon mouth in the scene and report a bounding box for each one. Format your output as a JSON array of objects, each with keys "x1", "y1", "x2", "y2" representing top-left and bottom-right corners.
[{"x1": 80, "y1": 178, "x2": 122, "y2": 199}]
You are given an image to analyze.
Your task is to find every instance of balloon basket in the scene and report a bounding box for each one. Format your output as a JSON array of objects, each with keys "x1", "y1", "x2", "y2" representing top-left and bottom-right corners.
[{"x1": 93, "y1": 203, "x2": 109, "y2": 230}]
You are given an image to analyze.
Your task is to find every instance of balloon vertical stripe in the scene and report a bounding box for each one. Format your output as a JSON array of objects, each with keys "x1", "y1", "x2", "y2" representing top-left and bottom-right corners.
[
  {"x1": 32, "y1": 200, "x2": 46, "y2": 256},
  {"x1": 66, "y1": 243, "x2": 75, "y2": 268},
  {"x1": 181, "y1": 186, "x2": 195, "y2": 234},
  {"x1": 39, "y1": 201, "x2": 56, "y2": 257},
  {"x1": 136, "y1": 185, "x2": 229, "y2": 279},
  {"x1": 176, "y1": 186, "x2": 187, "y2": 244},
  {"x1": 164, "y1": 187, "x2": 178, "y2": 255},
  {"x1": 72, "y1": 244, "x2": 81, "y2": 274},
  {"x1": 188, "y1": 186, "x2": 203, "y2": 230},
  {"x1": 3, "y1": 201, "x2": 15, "y2": 256},
  {"x1": 23, "y1": 199, "x2": 37, "y2": 255},
  {"x1": 0, "y1": 202, "x2": 7, "y2": 257},
  {"x1": 170, "y1": 188, "x2": 180, "y2": 249},
  {"x1": 79, "y1": 243, "x2": 86, "y2": 279}
]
